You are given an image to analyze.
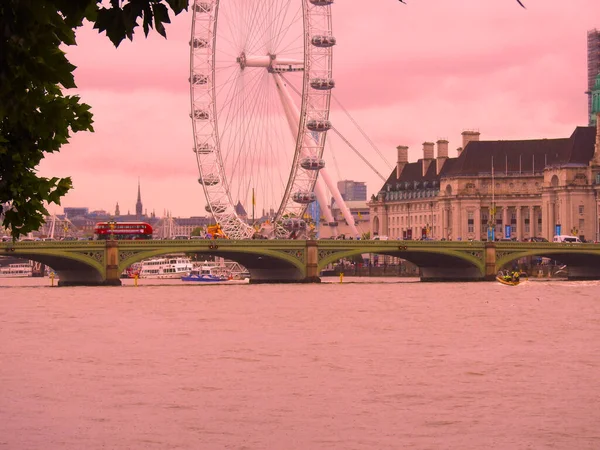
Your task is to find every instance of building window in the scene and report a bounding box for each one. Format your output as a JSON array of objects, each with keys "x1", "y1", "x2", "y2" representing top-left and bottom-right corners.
[
  {"x1": 579, "y1": 219, "x2": 585, "y2": 234},
  {"x1": 579, "y1": 205, "x2": 584, "y2": 214},
  {"x1": 467, "y1": 212, "x2": 474, "y2": 233},
  {"x1": 525, "y1": 223, "x2": 530, "y2": 233}
]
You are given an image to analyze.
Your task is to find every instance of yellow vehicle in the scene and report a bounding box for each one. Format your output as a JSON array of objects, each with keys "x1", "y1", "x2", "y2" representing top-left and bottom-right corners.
[{"x1": 206, "y1": 224, "x2": 227, "y2": 239}]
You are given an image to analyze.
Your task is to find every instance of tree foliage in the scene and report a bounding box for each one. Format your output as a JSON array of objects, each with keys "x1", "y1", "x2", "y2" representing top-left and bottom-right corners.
[{"x1": 0, "y1": 0, "x2": 187, "y2": 238}]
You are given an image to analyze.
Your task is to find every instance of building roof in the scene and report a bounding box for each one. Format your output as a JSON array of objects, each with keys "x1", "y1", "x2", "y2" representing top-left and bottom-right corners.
[
  {"x1": 235, "y1": 201, "x2": 247, "y2": 216},
  {"x1": 380, "y1": 126, "x2": 597, "y2": 192},
  {"x1": 448, "y1": 126, "x2": 596, "y2": 176},
  {"x1": 382, "y1": 157, "x2": 457, "y2": 189}
]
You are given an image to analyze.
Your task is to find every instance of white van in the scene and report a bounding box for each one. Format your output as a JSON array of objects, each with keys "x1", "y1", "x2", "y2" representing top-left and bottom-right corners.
[{"x1": 553, "y1": 235, "x2": 582, "y2": 243}]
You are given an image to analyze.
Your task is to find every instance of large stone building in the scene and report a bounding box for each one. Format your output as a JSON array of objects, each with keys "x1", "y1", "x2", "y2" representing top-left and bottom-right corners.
[{"x1": 370, "y1": 114, "x2": 600, "y2": 242}]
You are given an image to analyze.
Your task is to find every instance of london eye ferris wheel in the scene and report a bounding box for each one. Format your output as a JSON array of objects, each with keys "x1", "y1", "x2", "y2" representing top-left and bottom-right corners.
[{"x1": 189, "y1": 0, "x2": 336, "y2": 239}]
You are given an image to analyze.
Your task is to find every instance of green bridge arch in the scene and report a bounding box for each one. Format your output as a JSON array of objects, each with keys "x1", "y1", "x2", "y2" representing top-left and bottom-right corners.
[
  {"x1": 116, "y1": 240, "x2": 310, "y2": 282},
  {"x1": 316, "y1": 240, "x2": 487, "y2": 281},
  {"x1": 1, "y1": 241, "x2": 106, "y2": 284}
]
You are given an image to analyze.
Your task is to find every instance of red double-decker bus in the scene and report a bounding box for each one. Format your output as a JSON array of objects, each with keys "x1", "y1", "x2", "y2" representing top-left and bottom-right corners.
[{"x1": 94, "y1": 222, "x2": 153, "y2": 240}]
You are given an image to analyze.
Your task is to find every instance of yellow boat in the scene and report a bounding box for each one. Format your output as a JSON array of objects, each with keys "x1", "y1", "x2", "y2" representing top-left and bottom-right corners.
[{"x1": 496, "y1": 271, "x2": 528, "y2": 286}]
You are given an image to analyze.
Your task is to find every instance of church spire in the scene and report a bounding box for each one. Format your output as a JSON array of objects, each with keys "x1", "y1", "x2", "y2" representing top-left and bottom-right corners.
[{"x1": 135, "y1": 178, "x2": 143, "y2": 219}]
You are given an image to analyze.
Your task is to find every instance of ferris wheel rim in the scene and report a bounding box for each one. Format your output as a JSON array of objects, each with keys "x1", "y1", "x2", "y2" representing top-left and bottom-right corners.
[{"x1": 190, "y1": 0, "x2": 334, "y2": 239}]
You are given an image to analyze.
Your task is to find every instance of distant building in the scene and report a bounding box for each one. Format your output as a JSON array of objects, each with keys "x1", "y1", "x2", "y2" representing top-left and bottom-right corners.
[
  {"x1": 153, "y1": 216, "x2": 212, "y2": 239},
  {"x1": 328, "y1": 200, "x2": 370, "y2": 238},
  {"x1": 234, "y1": 201, "x2": 248, "y2": 221},
  {"x1": 63, "y1": 207, "x2": 89, "y2": 218},
  {"x1": 337, "y1": 180, "x2": 367, "y2": 201},
  {"x1": 588, "y1": 29, "x2": 600, "y2": 121}
]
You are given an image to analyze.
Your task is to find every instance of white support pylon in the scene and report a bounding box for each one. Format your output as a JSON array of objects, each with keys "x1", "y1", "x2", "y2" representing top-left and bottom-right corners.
[
  {"x1": 272, "y1": 74, "x2": 360, "y2": 238},
  {"x1": 273, "y1": 73, "x2": 339, "y2": 237}
]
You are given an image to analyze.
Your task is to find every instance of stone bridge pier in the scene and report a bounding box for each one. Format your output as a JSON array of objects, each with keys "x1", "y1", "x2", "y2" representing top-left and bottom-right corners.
[{"x1": 103, "y1": 241, "x2": 122, "y2": 286}]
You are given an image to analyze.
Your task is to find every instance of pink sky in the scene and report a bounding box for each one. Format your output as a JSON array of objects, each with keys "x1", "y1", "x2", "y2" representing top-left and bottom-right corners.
[{"x1": 39, "y1": 0, "x2": 600, "y2": 218}]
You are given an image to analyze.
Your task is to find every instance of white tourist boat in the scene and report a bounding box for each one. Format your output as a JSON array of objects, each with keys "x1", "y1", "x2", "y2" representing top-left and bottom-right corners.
[
  {"x1": 0, "y1": 262, "x2": 33, "y2": 277},
  {"x1": 138, "y1": 256, "x2": 194, "y2": 279},
  {"x1": 193, "y1": 260, "x2": 249, "y2": 280}
]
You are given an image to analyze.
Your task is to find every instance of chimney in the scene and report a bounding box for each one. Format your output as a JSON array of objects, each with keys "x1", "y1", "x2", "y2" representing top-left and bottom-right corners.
[
  {"x1": 396, "y1": 145, "x2": 408, "y2": 179},
  {"x1": 423, "y1": 142, "x2": 434, "y2": 160},
  {"x1": 461, "y1": 130, "x2": 480, "y2": 149},
  {"x1": 436, "y1": 139, "x2": 449, "y2": 174},
  {"x1": 422, "y1": 142, "x2": 434, "y2": 176}
]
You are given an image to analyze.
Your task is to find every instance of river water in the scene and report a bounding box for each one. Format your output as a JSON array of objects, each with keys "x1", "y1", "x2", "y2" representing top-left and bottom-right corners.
[{"x1": 1, "y1": 277, "x2": 599, "y2": 450}]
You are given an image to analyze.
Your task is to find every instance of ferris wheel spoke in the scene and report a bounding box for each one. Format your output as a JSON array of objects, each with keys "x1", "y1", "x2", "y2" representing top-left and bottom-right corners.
[
  {"x1": 224, "y1": 73, "x2": 271, "y2": 174},
  {"x1": 244, "y1": 3, "x2": 279, "y2": 55},
  {"x1": 241, "y1": 2, "x2": 267, "y2": 52},
  {"x1": 241, "y1": 78, "x2": 281, "y2": 202},
  {"x1": 270, "y1": 1, "x2": 301, "y2": 53},
  {"x1": 273, "y1": 40, "x2": 305, "y2": 59},
  {"x1": 218, "y1": 70, "x2": 266, "y2": 147}
]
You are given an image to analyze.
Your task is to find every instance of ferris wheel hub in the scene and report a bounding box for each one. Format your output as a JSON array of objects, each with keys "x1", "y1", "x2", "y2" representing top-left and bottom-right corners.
[{"x1": 237, "y1": 53, "x2": 275, "y2": 70}]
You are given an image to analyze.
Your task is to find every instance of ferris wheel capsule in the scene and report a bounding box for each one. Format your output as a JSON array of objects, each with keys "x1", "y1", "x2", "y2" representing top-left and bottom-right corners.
[
  {"x1": 282, "y1": 218, "x2": 307, "y2": 231},
  {"x1": 190, "y1": 74, "x2": 208, "y2": 85},
  {"x1": 300, "y1": 157, "x2": 325, "y2": 170},
  {"x1": 194, "y1": 1, "x2": 212, "y2": 13},
  {"x1": 194, "y1": 143, "x2": 214, "y2": 154},
  {"x1": 190, "y1": 38, "x2": 209, "y2": 49},
  {"x1": 309, "y1": 0, "x2": 334, "y2": 5},
  {"x1": 292, "y1": 191, "x2": 317, "y2": 204},
  {"x1": 306, "y1": 119, "x2": 332, "y2": 132},
  {"x1": 191, "y1": 109, "x2": 210, "y2": 120},
  {"x1": 205, "y1": 202, "x2": 227, "y2": 213},
  {"x1": 311, "y1": 35, "x2": 336, "y2": 48},
  {"x1": 198, "y1": 174, "x2": 219, "y2": 186},
  {"x1": 310, "y1": 78, "x2": 335, "y2": 90}
]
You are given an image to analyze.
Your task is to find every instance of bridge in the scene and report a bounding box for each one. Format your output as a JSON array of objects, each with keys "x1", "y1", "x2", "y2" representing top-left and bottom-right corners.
[{"x1": 3, "y1": 239, "x2": 600, "y2": 286}]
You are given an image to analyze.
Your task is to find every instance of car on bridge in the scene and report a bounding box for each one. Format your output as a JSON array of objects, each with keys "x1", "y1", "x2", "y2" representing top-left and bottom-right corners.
[{"x1": 523, "y1": 237, "x2": 548, "y2": 242}]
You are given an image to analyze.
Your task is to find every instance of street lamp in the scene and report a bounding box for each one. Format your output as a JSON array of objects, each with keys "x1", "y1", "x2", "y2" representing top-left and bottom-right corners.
[
  {"x1": 407, "y1": 203, "x2": 411, "y2": 240},
  {"x1": 108, "y1": 219, "x2": 116, "y2": 241},
  {"x1": 429, "y1": 201, "x2": 434, "y2": 239}
]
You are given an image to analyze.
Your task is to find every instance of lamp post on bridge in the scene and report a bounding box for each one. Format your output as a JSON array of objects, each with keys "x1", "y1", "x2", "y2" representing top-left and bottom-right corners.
[
  {"x1": 429, "y1": 201, "x2": 434, "y2": 239},
  {"x1": 407, "y1": 203, "x2": 412, "y2": 240},
  {"x1": 108, "y1": 219, "x2": 116, "y2": 242}
]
